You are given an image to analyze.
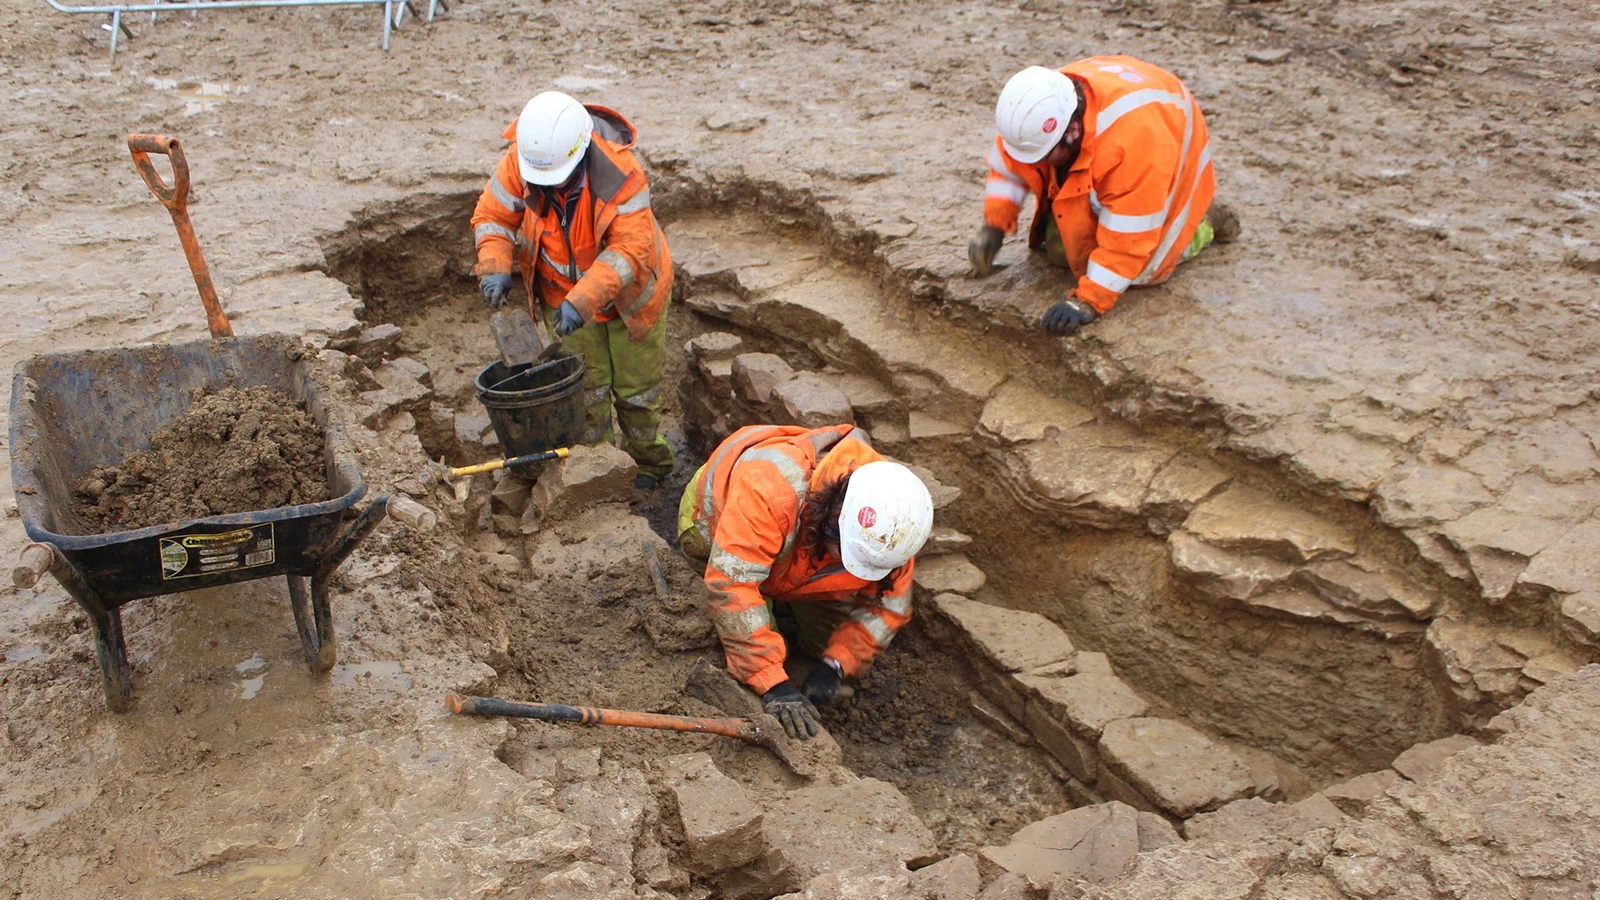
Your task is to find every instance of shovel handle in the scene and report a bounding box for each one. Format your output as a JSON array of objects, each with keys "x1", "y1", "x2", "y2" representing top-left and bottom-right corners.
[
  {"x1": 438, "y1": 448, "x2": 569, "y2": 482},
  {"x1": 127, "y1": 133, "x2": 190, "y2": 211},
  {"x1": 445, "y1": 694, "x2": 770, "y2": 744},
  {"x1": 127, "y1": 133, "x2": 234, "y2": 339}
]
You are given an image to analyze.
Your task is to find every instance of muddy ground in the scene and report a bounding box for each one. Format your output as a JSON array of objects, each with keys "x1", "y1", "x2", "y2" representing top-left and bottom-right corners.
[{"x1": 2, "y1": 0, "x2": 1599, "y2": 897}]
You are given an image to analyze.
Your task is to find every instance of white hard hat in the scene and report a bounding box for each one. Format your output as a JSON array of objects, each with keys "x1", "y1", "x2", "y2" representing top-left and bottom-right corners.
[
  {"x1": 516, "y1": 91, "x2": 594, "y2": 186},
  {"x1": 995, "y1": 66, "x2": 1078, "y2": 165},
  {"x1": 838, "y1": 461, "x2": 934, "y2": 581}
]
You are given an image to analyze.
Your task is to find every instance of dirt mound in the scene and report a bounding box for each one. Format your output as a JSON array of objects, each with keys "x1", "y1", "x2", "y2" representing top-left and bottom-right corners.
[{"x1": 72, "y1": 386, "x2": 330, "y2": 531}]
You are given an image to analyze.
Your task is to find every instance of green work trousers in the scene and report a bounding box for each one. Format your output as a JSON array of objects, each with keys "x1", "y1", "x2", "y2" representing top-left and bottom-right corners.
[{"x1": 543, "y1": 301, "x2": 675, "y2": 480}]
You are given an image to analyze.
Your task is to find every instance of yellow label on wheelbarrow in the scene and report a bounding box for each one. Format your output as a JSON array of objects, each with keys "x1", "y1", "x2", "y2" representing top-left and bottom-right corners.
[{"x1": 159, "y1": 524, "x2": 276, "y2": 580}]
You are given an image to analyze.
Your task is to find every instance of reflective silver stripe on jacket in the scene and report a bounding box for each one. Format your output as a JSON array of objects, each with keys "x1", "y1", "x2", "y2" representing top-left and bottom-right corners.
[
  {"x1": 1095, "y1": 89, "x2": 1186, "y2": 133},
  {"x1": 697, "y1": 426, "x2": 784, "y2": 526},
  {"x1": 1089, "y1": 189, "x2": 1166, "y2": 234},
  {"x1": 879, "y1": 590, "x2": 913, "y2": 617},
  {"x1": 709, "y1": 543, "x2": 773, "y2": 586},
  {"x1": 850, "y1": 607, "x2": 897, "y2": 647},
  {"x1": 616, "y1": 187, "x2": 652, "y2": 215},
  {"x1": 474, "y1": 222, "x2": 518, "y2": 246},
  {"x1": 711, "y1": 604, "x2": 776, "y2": 637},
  {"x1": 489, "y1": 176, "x2": 525, "y2": 214},
  {"x1": 596, "y1": 248, "x2": 636, "y2": 290},
  {"x1": 988, "y1": 145, "x2": 1026, "y2": 184},
  {"x1": 540, "y1": 247, "x2": 585, "y2": 282},
  {"x1": 1136, "y1": 143, "x2": 1212, "y2": 285},
  {"x1": 986, "y1": 178, "x2": 1030, "y2": 205}
]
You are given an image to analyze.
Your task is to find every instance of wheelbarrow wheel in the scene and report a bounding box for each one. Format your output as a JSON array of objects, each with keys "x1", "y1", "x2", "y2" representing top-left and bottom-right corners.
[{"x1": 287, "y1": 574, "x2": 337, "y2": 672}]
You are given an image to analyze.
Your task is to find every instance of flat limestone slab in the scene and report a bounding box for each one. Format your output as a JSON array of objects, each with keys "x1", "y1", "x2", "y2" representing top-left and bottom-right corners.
[
  {"x1": 762, "y1": 776, "x2": 939, "y2": 881},
  {"x1": 1098, "y1": 717, "x2": 1255, "y2": 818},
  {"x1": 928, "y1": 593, "x2": 1073, "y2": 672},
  {"x1": 979, "y1": 801, "x2": 1158, "y2": 887}
]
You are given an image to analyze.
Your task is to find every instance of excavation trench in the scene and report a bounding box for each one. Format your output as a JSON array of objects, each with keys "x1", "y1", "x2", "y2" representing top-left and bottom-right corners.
[{"x1": 319, "y1": 189, "x2": 1467, "y2": 850}]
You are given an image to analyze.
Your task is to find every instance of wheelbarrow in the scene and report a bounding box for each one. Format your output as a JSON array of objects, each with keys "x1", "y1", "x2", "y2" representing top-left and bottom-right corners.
[
  {"x1": 9, "y1": 335, "x2": 436, "y2": 710},
  {"x1": 6, "y1": 134, "x2": 436, "y2": 710}
]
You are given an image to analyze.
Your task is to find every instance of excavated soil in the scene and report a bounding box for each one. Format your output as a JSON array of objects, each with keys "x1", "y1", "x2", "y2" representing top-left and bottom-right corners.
[{"x1": 70, "y1": 385, "x2": 329, "y2": 532}]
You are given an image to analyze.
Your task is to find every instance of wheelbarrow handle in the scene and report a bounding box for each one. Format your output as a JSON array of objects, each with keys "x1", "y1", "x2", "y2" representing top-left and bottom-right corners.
[
  {"x1": 127, "y1": 133, "x2": 189, "y2": 212},
  {"x1": 13, "y1": 542, "x2": 58, "y2": 590}
]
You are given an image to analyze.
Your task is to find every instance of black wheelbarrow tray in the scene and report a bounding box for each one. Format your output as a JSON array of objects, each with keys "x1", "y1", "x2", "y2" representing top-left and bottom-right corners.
[{"x1": 9, "y1": 334, "x2": 435, "y2": 711}]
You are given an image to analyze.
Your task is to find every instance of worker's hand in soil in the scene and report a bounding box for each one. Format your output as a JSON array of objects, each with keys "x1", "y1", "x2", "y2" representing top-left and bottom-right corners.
[
  {"x1": 967, "y1": 225, "x2": 1004, "y2": 276},
  {"x1": 762, "y1": 683, "x2": 821, "y2": 740},
  {"x1": 479, "y1": 273, "x2": 512, "y2": 308},
  {"x1": 1041, "y1": 298, "x2": 1099, "y2": 336},
  {"x1": 801, "y1": 658, "x2": 843, "y2": 707},
  {"x1": 554, "y1": 300, "x2": 586, "y2": 337}
]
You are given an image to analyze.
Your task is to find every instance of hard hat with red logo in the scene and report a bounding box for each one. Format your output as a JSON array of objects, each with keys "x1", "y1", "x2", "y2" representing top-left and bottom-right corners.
[
  {"x1": 515, "y1": 91, "x2": 594, "y2": 186},
  {"x1": 995, "y1": 65, "x2": 1078, "y2": 165},
  {"x1": 838, "y1": 461, "x2": 934, "y2": 580}
]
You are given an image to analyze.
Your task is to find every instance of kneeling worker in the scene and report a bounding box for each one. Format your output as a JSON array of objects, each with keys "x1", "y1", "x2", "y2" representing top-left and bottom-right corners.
[
  {"x1": 678, "y1": 424, "x2": 934, "y2": 740},
  {"x1": 471, "y1": 90, "x2": 675, "y2": 489},
  {"x1": 970, "y1": 57, "x2": 1236, "y2": 337}
]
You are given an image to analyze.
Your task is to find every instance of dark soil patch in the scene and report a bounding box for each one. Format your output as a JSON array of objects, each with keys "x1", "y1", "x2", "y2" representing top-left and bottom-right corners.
[
  {"x1": 822, "y1": 621, "x2": 1073, "y2": 854},
  {"x1": 72, "y1": 386, "x2": 330, "y2": 531}
]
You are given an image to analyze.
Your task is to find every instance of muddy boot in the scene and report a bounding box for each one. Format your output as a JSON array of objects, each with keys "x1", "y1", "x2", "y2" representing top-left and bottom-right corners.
[{"x1": 1208, "y1": 202, "x2": 1241, "y2": 244}]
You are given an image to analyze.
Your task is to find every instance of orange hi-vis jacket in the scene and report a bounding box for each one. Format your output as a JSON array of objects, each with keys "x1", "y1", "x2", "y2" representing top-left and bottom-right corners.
[
  {"x1": 983, "y1": 56, "x2": 1215, "y2": 315},
  {"x1": 688, "y1": 424, "x2": 915, "y2": 694},
  {"x1": 470, "y1": 105, "x2": 673, "y2": 342}
]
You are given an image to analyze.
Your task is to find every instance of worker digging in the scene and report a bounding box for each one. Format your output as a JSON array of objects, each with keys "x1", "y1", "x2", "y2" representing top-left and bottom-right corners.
[
  {"x1": 8, "y1": 0, "x2": 1600, "y2": 895},
  {"x1": 471, "y1": 90, "x2": 677, "y2": 493},
  {"x1": 677, "y1": 424, "x2": 934, "y2": 740},
  {"x1": 970, "y1": 57, "x2": 1239, "y2": 336}
]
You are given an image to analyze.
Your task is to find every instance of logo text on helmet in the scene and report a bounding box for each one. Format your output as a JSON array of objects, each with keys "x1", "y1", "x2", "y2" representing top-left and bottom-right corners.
[
  {"x1": 858, "y1": 507, "x2": 878, "y2": 528},
  {"x1": 523, "y1": 152, "x2": 555, "y2": 168},
  {"x1": 1042, "y1": 117, "x2": 1058, "y2": 134}
]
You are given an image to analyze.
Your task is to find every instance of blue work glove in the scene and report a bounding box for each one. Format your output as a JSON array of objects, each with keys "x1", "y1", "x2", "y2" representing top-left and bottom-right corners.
[
  {"x1": 479, "y1": 273, "x2": 513, "y2": 309},
  {"x1": 554, "y1": 300, "x2": 586, "y2": 337},
  {"x1": 1040, "y1": 298, "x2": 1099, "y2": 336},
  {"x1": 762, "y1": 683, "x2": 820, "y2": 741},
  {"x1": 801, "y1": 658, "x2": 843, "y2": 707}
]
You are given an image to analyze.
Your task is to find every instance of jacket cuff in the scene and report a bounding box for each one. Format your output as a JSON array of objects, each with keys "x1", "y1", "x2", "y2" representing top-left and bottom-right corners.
[
  {"x1": 821, "y1": 642, "x2": 862, "y2": 678},
  {"x1": 1074, "y1": 280, "x2": 1120, "y2": 315},
  {"x1": 746, "y1": 663, "x2": 790, "y2": 696}
]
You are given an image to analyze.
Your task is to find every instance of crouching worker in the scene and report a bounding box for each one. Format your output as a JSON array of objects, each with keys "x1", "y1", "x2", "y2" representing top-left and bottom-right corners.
[{"x1": 678, "y1": 424, "x2": 934, "y2": 740}]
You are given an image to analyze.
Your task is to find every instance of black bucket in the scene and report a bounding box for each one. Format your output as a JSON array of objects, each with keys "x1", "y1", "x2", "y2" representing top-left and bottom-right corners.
[{"x1": 475, "y1": 353, "x2": 586, "y2": 457}]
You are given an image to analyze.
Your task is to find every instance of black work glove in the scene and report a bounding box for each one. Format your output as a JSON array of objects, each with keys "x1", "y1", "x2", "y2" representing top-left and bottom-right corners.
[
  {"x1": 762, "y1": 683, "x2": 820, "y2": 741},
  {"x1": 553, "y1": 300, "x2": 586, "y2": 337},
  {"x1": 1040, "y1": 298, "x2": 1100, "y2": 336},
  {"x1": 479, "y1": 273, "x2": 513, "y2": 308},
  {"x1": 967, "y1": 225, "x2": 1004, "y2": 276},
  {"x1": 801, "y1": 658, "x2": 843, "y2": 707}
]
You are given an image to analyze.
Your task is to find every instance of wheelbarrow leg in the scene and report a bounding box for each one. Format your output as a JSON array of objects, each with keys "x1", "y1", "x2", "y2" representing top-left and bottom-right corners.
[
  {"x1": 87, "y1": 606, "x2": 136, "y2": 712},
  {"x1": 43, "y1": 554, "x2": 135, "y2": 711},
  {"x1": 287, "y1": 574, "x2": 337, "y2": 673}
]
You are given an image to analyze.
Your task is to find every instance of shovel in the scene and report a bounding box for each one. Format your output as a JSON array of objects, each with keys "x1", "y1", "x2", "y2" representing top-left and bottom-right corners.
[{"x1": 445, "y1": 693, "x2": 806, "y2": 774}]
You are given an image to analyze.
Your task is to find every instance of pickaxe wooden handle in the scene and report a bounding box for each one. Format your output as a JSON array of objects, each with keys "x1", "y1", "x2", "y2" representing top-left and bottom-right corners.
[{"x1": 445, "y1": 693, "x2": 772, "y2": 745}]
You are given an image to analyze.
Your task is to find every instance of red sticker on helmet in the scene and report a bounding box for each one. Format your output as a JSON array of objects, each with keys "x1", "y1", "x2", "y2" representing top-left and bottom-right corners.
[
  {"x1": 858, "y1": 507, "x2": 878, "y2": 528},
  {"x1": 1042, "y1": 117, "x2": 1059, "y2": 134}
]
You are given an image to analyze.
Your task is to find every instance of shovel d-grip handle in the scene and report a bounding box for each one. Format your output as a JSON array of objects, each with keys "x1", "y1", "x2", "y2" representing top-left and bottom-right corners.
[
  {"x1": 445, "y1": 694, "x2": 771, "y2": 745},
  {"x1": 127, "y1": 133, "x2": 234, "y2": 339}
]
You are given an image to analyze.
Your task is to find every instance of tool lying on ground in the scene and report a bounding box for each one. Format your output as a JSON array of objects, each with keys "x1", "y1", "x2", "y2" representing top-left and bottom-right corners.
[
  {"x1": 127, "y1": 133, "x2": 232, "y2": 338},
  {"x1": 446, "y1": 693, "x2": 804, "y2": 774},
  {"x1": 435, "y1": 447, "x2": 569, "y2": 483}
]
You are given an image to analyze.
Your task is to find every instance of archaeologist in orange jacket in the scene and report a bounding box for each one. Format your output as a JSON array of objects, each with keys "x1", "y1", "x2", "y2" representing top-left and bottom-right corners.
[
  {"x1": 471, "y1": 91, "x2": 675, "y2": 489},
  {"x1": 969, "y1": 58, "x2": 1237, "y2": 337},
  {"x1": 677, "y1": 424, "x2": 935, "y2": 740}
]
